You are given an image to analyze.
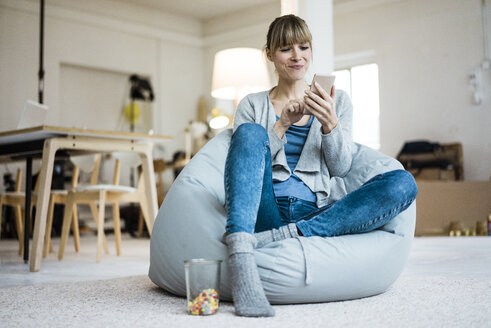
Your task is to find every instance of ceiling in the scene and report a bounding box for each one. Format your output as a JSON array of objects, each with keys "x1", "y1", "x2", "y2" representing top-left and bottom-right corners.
[
  {"x1": 111, "y1": 0, "x2": 276, "y2": 20},
  {"x1": 110, "y1": 0, "x2": 358, "y2": 21}
]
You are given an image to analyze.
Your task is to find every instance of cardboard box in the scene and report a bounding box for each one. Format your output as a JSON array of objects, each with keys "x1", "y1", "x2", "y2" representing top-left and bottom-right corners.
[
  {"x1": 409, "y1": 168, "x2": 457, "y2": 181},
  {"x1": 398, "y1": 142, "x2": 463, "y2": 180},
  {"x1": 415, "y1": 181, "x2": 491, "y2": 236}
]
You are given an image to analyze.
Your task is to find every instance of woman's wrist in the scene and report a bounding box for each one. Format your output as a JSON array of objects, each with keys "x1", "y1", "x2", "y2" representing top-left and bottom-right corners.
[
  {"x1": 274, "y1": 120, "x2": 290, "y2": 139},
  {"x1": 321, "y1": 121, "x2": 338, "y2": 135}
]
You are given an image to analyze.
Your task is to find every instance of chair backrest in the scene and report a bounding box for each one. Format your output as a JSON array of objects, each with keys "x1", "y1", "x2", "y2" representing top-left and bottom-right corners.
[
  {"x1": 111, "y1": 152, "x2": 143, "y2": 187},
  {"x1": 17, "y1": 100, "x2": 48, "y2": 129},
  {"x1": 112, "y1": 152, "x2": 142, "y2": 168},
  {"x1": 70, "y1": 153, "x2": 140, "y2": 188},
  {"x1": 70, "y1": 154, "x2": 102, "y2": 187}
]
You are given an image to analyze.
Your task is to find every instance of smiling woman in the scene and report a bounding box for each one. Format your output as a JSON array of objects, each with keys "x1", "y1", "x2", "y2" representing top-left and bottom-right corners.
[
  {"x1": 154, "y1": 13, "x2": 417, "y2": 318},
  {"x1": 214, "y1": 14, "x2": 416, "y2": 318},
  {"x1": 264, "y1": 15, "x2": 312, "y2": 85}
]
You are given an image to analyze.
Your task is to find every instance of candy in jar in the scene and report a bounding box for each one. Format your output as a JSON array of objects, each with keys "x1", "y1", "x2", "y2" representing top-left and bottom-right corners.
[{"x1": 188, "y1": 288, "x2": 219, "y2": 315}]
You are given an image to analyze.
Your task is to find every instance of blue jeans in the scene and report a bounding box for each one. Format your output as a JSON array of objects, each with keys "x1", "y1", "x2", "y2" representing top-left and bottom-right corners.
[{"x1": 224, "y1": 123, "x2": 418, "y2": 237}]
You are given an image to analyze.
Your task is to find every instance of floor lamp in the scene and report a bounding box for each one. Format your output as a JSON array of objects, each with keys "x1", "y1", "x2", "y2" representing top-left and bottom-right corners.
[{"x1": 211, "y1": 48, "x2": 271, "y2": 129}]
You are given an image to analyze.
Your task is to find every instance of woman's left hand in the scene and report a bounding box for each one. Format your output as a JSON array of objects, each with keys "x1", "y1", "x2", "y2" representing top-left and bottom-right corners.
[{"x1": 304, "y1": 81, "x2": 338, "y2": 134}]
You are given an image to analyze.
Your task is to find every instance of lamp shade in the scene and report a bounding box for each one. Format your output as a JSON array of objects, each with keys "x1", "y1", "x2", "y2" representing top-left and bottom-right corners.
[
  {"x1": 211, "y1": 48, "x2": 271, "y2": 103},
  {"x1": 208, "y1": 108, "x2": 232, "y2": 130}
]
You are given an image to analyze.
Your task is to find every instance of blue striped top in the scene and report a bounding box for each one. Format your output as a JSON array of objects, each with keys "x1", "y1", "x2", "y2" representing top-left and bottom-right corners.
[{"x1": 273, "y1": 116, "x2": 316, "y2": 203}]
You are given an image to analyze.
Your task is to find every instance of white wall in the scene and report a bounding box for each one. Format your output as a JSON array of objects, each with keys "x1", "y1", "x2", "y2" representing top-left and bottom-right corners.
[
  {"x1": 0, "y1": 0, "x2": 203, "y2": 160},
  {"x1": 0, "y1": 0, "x2": 205, "y2": 190},
  {"x1": 2, "y1": 0, "x2": 489, "y2": 186},
  {"x1": 334, "y1": 0, "x2": 491, "y2": 180}
]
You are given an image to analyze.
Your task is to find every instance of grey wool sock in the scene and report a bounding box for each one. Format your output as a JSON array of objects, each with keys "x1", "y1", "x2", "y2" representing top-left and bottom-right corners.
[
  {"x1": 254, "y1": 223, "x2": 299, "y2": 249},
  {"x1": 225, "y1": 232, "x2": 275, "y2": 317}
]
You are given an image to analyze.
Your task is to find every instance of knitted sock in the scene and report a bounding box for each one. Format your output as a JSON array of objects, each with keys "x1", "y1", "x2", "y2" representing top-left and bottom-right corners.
[
  {"x1": 225, "y1": 232, "x2": 275, "y2": 317},
  {"x1": 254, "y1": 223, "x2": 299, "y2": 249}
]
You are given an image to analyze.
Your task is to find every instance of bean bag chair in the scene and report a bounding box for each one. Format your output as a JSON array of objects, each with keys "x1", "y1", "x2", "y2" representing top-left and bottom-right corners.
[{"x1": 149, "y1": 129, "x2": 416, "y2": 304}]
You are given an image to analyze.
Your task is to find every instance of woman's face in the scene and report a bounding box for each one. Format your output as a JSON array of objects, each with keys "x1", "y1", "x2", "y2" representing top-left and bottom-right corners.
[{"x1": 269, "y1": 42, "x2": 311, "y2": 83}]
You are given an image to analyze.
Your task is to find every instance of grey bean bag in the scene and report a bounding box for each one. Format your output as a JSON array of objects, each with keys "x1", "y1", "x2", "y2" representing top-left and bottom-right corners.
[{"x1": 149, "y1": 129, "x2": 416, "y2": 304}]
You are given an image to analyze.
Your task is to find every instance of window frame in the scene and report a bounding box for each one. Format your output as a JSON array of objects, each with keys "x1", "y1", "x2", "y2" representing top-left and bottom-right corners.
[{"x1": 333, "y1": 58, "x2": 381, "y2": 150}]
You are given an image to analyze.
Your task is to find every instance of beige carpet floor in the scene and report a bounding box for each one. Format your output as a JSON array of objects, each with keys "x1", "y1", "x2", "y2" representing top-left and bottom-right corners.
[
  {"x1": 1, "y1": 273, "x2": 490, "y2": 327},
  {"x1": 2, "y1": 236, "x2": 491, "y2": 327}
]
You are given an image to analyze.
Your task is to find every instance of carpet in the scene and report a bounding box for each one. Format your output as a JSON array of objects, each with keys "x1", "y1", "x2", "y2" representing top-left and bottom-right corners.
[{"x1": 1, "y1": 274, "x2": 490, "y2": 327}]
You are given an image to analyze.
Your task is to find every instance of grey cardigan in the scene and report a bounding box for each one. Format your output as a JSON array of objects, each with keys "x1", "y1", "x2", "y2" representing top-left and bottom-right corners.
[{"x1": 233, "y1": 88, "x2": 354, "y2": 208}]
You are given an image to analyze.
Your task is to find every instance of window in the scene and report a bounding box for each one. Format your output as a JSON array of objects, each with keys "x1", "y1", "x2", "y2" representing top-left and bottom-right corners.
[{"x1": 334, "y1": 63, "x2": 380, "y2": 150}]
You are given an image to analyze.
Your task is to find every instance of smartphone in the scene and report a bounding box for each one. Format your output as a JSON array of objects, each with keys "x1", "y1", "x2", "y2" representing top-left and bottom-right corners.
[
  {"x1": 311, "y1": 74, "x2": 336, "y2": 95},
  {"x1": 304, "y1": 74, "x2": 336, "y2": 114}
]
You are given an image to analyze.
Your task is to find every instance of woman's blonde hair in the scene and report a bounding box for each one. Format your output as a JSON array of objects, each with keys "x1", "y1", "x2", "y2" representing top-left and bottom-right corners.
[{"x1": 265, "y1": 14, "x2": 312, "y2": 56}]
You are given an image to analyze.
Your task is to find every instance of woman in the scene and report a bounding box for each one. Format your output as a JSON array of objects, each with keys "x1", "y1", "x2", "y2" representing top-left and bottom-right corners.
[{"x1": 223, "y1": 14, "x2": 417, "y2": 317}]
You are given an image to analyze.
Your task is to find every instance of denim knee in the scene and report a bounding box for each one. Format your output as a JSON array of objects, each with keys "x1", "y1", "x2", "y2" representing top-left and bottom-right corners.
[
  {"x1": 232, "y1": 123, "x2": 268, "y2": 148},
  {"x1": 390, "y1": 169, "x2": 418, "y2": 202}
]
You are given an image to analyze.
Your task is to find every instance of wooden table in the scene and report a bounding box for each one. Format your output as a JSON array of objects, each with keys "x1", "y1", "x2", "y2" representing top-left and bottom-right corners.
[{"x1": 0, "y1": 126, "x2": 172, "y2": 272}]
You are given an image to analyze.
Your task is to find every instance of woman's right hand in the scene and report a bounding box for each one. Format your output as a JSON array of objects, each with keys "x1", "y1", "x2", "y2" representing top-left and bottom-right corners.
[{"x1": 274, "y1": 99, "x2": 305, "y2": 138}]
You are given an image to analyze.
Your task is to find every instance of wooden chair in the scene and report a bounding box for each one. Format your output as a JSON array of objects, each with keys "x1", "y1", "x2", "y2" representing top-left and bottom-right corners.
[
  {"x1": 0, "y1": 168, "x2": 26, "y2": 255},
  {"x1": 0, "y1": 165, "x2": 49, "y2": 255},
  {"x1": 0, "y1": 157, "x2": 101, "y2": 257},
  {"x1": 58, "y1": 152, "x2": 149, "y2": 262},
  {"x1": 42, "y1": 154, "x2": 105, "y2": 258}
]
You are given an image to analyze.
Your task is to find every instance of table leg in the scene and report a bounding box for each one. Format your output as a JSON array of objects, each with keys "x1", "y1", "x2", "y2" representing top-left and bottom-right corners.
[
  {"x1": 140, "y1": 148, "x2": 157, "y2": 235},
  {"x1": 30, "y1": 139, "x2": 57, "y2": 272},
  {"x1": 24, "y1": 157, "x2": 33, "y2": 263}
]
